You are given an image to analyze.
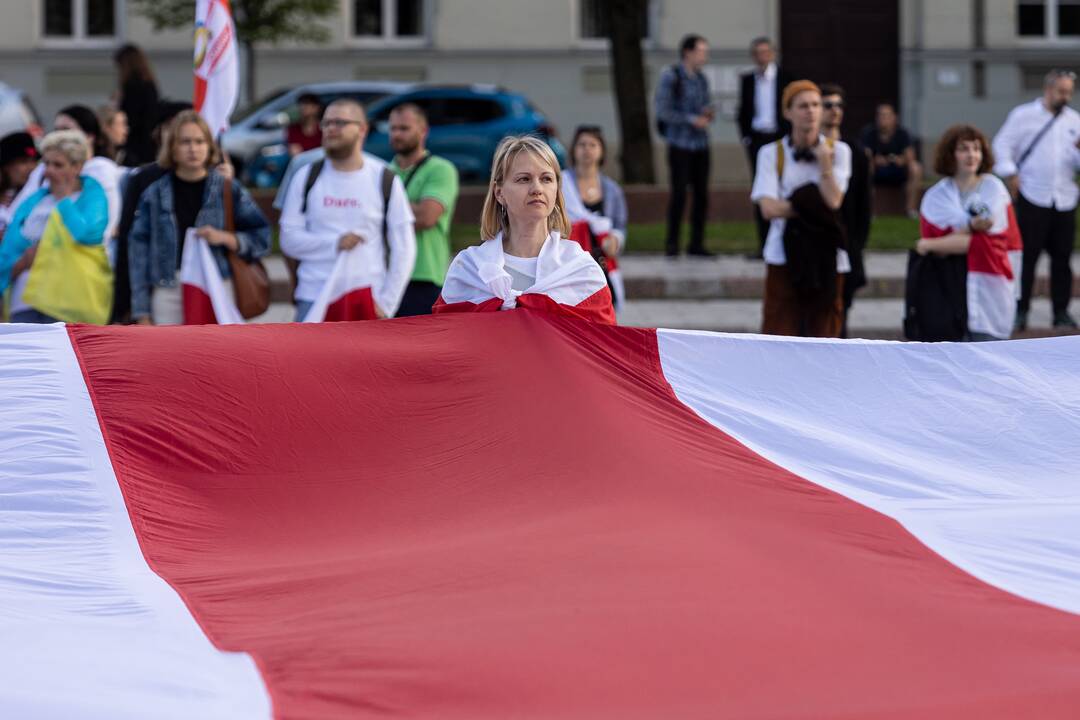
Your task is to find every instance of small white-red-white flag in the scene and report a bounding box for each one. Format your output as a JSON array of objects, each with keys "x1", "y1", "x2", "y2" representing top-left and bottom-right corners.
[
  {"x1": 193, "y1": 0, "x2": 239, "y2": 137},
  {"x1": 302, "y1": 248, "x2": 380, "y2": 322},
  {"x1": 179, "y1": 228, "x2": 243, "y2": 324}
]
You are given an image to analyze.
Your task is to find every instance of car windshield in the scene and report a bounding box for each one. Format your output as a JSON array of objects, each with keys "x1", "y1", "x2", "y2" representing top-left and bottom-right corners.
[{"x1": 231, "y1": 88, "x2": 290, "y2": 124}]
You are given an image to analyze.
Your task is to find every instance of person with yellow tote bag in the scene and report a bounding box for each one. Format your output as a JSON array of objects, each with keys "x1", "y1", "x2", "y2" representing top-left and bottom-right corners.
[{"x1": 0, "y1": 130, "x2": 111, "y2": 324}]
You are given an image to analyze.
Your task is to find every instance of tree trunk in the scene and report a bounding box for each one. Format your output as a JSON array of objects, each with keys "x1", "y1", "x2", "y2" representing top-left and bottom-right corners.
[{"x1": 605, "y1": 0, "x2": 655, "y2": 184}]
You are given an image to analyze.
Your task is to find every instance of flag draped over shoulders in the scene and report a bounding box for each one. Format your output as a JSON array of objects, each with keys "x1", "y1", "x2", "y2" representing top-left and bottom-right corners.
[
  {"x1": 434, "y1": 231, "x2": 615, "y2": 324},
  {"x1": 919, "y1": 175, "x2": 1019, "y2": 338}
]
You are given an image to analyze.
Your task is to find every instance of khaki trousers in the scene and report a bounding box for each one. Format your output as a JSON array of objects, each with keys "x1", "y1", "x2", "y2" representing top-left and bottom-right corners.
[{"x1": 761, "y1": 264, "x2": 845, "y2": 338}]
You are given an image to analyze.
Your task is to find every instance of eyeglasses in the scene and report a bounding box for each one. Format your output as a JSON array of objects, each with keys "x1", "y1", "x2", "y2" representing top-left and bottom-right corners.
[
  {"x1": 319, "y1": 119, "x2": 363, "y2": 130},
  {"x1": 1049, "y1": 69, "x2": 1077, "y2": 80},
  {"x1": 822, "y1": 101, "x2": 845, "y2": 110}
]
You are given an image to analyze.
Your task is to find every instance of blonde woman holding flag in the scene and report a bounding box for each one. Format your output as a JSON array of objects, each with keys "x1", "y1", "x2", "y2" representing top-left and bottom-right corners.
[
  {"x1": 128, "y1": 112, "x2": 269, "y2": 325},
  {"x1": 435, "y1": 135, "x2": 615, "y2": 324}
]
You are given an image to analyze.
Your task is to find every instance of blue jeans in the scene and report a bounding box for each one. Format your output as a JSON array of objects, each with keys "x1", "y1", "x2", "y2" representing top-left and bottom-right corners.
[
  {"x1": 11, "y1": 308, "x2": 59, "y2": 323},
  {"x1": 294, "y1": 300, "x2": 313, "y2": 322}
]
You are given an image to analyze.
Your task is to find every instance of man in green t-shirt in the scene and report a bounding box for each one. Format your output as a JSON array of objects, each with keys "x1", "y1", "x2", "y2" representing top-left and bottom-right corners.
[{"x1": 388, "y1": 103, "x2": 460, "y2": 316}]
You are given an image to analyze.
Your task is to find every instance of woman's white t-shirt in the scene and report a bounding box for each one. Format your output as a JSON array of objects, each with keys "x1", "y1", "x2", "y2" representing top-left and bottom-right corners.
[{"x1": 502, "y1": 253, "x2": 538, "y2": 292}]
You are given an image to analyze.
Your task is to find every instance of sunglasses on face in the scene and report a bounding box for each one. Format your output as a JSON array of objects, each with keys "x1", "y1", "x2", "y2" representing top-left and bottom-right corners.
[{"x1": 822, "y1": 101, "x2": 845, "y2": 110}]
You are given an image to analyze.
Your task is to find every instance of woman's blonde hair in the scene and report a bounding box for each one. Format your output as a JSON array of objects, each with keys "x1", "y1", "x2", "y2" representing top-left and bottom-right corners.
[
  {"x1": 40, "y1": 129, "x2": 90, "y2": 167},
  {"x1": 480, "y1": 135, "x2": 571, "y2": 241},
  {"x1": 158, "y1": 110, "x2": 221, "y2": 170}
]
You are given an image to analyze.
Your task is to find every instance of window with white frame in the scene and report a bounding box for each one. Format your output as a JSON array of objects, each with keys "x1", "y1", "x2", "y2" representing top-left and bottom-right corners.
[
  {"x1": 353, "y1": 0, "x2": 425, "y2": 40},
  {"x1": 1018, "y1": 0, "x2": 1080, "y2": 38},
  {"x1": 44, "y1": 0, "x2": 119, "y2": 41},
  {"x1": 580, "y1": 0, "x2": 653, "y2": 40}
]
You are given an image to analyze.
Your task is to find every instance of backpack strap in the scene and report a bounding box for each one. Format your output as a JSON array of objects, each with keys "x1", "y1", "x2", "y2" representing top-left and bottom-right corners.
[
  {"x1": 380, "y1": 166, "x2": 395, "y2": 269},
  {"x1": 402, "y1": 153, "x2": 432, "y2": 191},
  {"x1": 776, "y1": 138, "x2": 785, "y2": 181},
  {"x1": 300, "y1": 158, "x2": 325, "y2": 214}
]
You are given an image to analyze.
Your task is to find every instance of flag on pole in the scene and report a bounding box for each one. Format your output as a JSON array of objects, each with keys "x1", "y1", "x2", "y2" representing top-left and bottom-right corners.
[
  {"x1": 3, "y1": 315, "x2": 1080, "y2": 717},
  {"x1": 193, "y1": 0, "x2": 239, "y2": 137},
  {"x1": 178, "y1": 228, "x2": 243, "y2": 324}
]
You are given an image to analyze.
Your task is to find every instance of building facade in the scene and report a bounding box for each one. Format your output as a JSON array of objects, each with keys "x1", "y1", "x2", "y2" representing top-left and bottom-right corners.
[{"x1": 0, "y1": 0, "x2": 1076, "y2": 183}]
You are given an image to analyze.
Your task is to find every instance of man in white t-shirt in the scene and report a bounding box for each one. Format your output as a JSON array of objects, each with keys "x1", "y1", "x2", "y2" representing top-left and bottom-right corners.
[
  {"x1": 750, "y1": 80, "x2": 852, "y2": 338},
  {"x1": 279, "y1": 99, "x2": 416, "y2": 321}
]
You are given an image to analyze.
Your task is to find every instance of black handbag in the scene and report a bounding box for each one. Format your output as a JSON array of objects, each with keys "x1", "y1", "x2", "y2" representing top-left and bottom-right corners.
[{"x1": 903, "y1": 250, "x2": 968, "y2": 342}]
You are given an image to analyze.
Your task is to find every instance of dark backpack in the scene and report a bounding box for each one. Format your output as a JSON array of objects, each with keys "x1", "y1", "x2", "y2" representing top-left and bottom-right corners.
[{"x1": 655, "y1": 66, "x2": 683, "y2": 136}]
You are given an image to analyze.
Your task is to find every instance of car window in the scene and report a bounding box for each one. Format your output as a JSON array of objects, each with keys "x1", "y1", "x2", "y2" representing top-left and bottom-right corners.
[
  {"x1": 232, "y1": 88, "x2": 289, "y2": 123},
  {"x1": 369, "y1": 97, "x2": 440, "y2": 126},
  {"x1": 275, "y1": 92, "x2": 390, "y2": 125},
  {"x1": 439, "y1": 98, "x2": 505, "y2": 126},
  {"x1": 20, "y1": 96, "x2": 40, "y2": 125}
]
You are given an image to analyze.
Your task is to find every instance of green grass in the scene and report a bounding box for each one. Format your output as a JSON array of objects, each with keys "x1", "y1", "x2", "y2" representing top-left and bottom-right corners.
[
  {"x1": 449, "y1": 217, "x2": 922, "y2": 254},
  {"x1": 272, "y1": 218, "x2": 923, "y2": 256}
]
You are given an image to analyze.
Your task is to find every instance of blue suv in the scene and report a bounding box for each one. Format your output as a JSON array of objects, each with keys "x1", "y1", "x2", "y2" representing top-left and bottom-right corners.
[
  {"x1": 364, "y1": 85, "x2": 566, "y2": 182},
  {"x1": 249, "y1": 84, "x2": 566, "y2": 187}
]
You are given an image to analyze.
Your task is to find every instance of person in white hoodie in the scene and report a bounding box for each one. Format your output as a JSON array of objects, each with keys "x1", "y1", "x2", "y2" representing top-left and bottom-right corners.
[{"x1": 279, "y1": 99, "x2": 416, "y2": 321}]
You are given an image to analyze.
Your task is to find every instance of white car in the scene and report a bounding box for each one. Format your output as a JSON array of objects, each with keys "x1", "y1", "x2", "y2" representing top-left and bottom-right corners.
[{"x1": 0, "y1": 83, "x2": 43, "y2": 139}]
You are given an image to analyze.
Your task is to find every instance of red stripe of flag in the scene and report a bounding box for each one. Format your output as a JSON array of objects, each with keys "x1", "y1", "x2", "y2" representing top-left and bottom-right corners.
[{"x1": 68, "y1": 314, "x2": 1080, "y2": 719}]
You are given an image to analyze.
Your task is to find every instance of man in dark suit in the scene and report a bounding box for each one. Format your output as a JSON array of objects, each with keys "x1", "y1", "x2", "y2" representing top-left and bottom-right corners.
[{"x1": 738, "y1": 37, "x2": 792, "y2": 257}]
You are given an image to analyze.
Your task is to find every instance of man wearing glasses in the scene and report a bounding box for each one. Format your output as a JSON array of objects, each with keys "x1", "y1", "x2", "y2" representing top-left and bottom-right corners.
[
  {"x1": 821, "y1": 84, "x2": 872, "y2": 337},
  {"x1": 279, "y1": 99, "x2": 416, "y2": 321},
  {"x1": 993, "y1": 69, "x2": 1080, "y2": 330}
]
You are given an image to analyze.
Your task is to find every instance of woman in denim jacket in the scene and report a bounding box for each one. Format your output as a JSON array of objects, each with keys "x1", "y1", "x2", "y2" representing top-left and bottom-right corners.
[{"x1": 129, "y1": 111, "x2": 269, "y2": 324}]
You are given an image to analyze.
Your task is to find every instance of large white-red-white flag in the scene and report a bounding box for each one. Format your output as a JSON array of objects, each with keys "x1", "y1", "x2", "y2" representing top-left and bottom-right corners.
[
  {"x1": 193, "y1": 0, "x2": 239, "y2": 137},
  {"x1": 2, "y1": 315, "x2": 1080, "y2": 717}
]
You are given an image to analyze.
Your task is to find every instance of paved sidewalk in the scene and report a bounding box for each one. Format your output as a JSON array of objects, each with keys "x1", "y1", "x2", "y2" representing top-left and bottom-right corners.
[{"x1": 258, "y1": 253, "x2": 1080, "y2": 339}]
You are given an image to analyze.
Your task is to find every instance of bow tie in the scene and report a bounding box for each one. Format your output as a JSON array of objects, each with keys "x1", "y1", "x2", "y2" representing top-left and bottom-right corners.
[{"x1": 792, "y1": 147, "x2": 816, "y2": 163}]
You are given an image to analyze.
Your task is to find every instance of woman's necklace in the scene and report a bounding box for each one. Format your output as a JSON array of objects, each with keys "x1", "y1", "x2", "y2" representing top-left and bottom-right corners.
[{"x1": 578, "y1": 174, "x2": 602, "y2": 204}]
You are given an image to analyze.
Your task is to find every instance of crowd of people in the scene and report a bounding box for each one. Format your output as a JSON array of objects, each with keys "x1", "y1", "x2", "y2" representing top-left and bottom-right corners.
[
  {"x1": 1, "y1": 38, "x2": 1077, "y2": 340},
  {"x1": 691, "y1": 34, "x2": 1079, "y2": 340}
]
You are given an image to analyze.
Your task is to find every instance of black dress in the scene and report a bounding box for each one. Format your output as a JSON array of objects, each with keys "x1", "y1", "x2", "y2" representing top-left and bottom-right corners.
[{"x1": 119, "y1": 78, "x2": 160, "y2": 167}]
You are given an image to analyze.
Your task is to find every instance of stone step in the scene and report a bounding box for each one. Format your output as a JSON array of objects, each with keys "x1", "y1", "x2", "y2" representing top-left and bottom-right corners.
[
  {"x1": 262, "y1": 254, "x2": 1080, "y2": 302},
  {"x1": 618, "y1": 253, "x2": 1080, "y2": 300}
]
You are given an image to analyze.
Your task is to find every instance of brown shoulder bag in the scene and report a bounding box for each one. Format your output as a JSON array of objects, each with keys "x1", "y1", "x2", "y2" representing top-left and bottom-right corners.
[{"x1": 223, "y1": 179, "x2": 270, "y2": 319}]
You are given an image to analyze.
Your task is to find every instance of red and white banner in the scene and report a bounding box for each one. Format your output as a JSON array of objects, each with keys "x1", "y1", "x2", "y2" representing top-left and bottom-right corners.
[
  {"x1": 920, "y1": 175, "x2": 1020, "y2": 338},
  {"x1": 3, "y1": 316, "x2": 1080, "y2": 717},
  {"x1": 434, "y1": 231, "x2": 615, "y2": 324},
  {"x1": 193, "y1": 0, "x2": 239, "y2": 137},
  {"x1": 179, "y1": 228, "x2": 242, "y2": 324},
  {"x1": 302, "y1": 248, "x2": 378, "y2": 322}
]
